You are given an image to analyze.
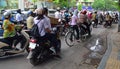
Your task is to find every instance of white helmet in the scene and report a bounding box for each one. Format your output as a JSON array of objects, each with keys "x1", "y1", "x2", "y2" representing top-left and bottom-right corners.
[{"x1": 3, "y1": 11, "x2": 11, "y2": 18}]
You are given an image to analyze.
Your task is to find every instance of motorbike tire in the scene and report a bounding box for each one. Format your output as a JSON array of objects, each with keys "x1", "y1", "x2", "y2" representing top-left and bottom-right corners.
[
  {"x1": 29, "y1": 51, "x2": 42, "y2": 66},
  {"x1": 30, "y1": 57, "x2": 39, "y2": 66},
  {"x1": 104, "y1": 24, "x2": 107, "y2": 28},
  {"x1": 80, "y1": 29, "x2": 87, "y2": 42}
]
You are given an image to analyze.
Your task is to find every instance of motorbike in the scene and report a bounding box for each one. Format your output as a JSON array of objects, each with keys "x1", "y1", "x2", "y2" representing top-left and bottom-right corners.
[
  {"x1": 0, "y1": 25, "x2": 30, "y2": 58},
  {"x1": 79, "y1": 23, "x2": 92, "y2": 41},
  {"x1": 92, "y1": 20, "x2": 98, "y2": 28},
  {"x1": 103, "y1": 20, "x2": 112, "y2": 28},
  {"x1": 27, "y1": 26, "x2": 61, "y2": 66},
  {"x1": 59, "y1": 18, "x2": 70, "y2": 36}
]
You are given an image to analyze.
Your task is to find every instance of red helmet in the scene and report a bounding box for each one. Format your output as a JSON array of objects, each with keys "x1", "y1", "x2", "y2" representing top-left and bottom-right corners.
[{"x1": 81, "y1": 10, "x2": 87, "y2": 14}]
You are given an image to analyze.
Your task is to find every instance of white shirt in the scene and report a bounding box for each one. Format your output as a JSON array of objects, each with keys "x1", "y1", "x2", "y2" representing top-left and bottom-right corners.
[
  {"x1": 55, "y1": 11, "x2": 61, "y2": 19},
  {"x1": 34, "y1": 17, "x2": 49, "y2": 36},
  {"x1": 16, "y1": 13, "x2": 23, "y2": 21},
  {"x1": 44, "y1": 15, "x2": 52, "y2": 31}
]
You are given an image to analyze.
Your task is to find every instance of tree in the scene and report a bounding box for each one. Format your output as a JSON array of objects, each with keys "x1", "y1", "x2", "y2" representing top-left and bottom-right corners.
[
  {"x1": 78, "y1": 3, "x2": 82, "y2": 10},
  {"x1": 53, "y1": 0, "x2": 76, "y2": 8},
  {"x1": 113, "y1": 0, "x2": 120, "y2": 32},
  {"x1": 92, "y1": 0, "x2": 116, "y2": 10},
  {"x1": 92, "y1": 0, "x2": 105, "y2": 10}
]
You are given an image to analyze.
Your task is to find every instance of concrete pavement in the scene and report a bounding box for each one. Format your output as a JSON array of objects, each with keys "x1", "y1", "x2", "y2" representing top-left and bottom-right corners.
[{"x1": 98, "y1": 24, "x2": 120, "y2": 69}]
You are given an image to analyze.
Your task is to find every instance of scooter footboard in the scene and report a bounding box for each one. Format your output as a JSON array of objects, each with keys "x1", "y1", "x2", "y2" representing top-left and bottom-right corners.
[{"x1": 0, "y1": 42, "x2": 9, "y2": 48}]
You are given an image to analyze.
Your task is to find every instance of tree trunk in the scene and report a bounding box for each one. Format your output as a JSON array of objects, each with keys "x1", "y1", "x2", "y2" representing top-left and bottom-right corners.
[{"x1": 6, "y1": 0, "x2": 9, "y2": 8}]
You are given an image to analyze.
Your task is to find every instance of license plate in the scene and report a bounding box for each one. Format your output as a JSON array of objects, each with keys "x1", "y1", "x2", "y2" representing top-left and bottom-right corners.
[{"x1": 29, "y1": 42, "x2": 36, "y2": 49}]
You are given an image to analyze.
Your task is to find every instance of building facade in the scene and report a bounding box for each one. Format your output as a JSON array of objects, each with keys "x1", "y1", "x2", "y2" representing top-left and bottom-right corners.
[
  {"x1": 77, "y1": 0, "x2": 94, "y2": 11},
  {"x1": 0, "y1": 0, "x2": 54, "y2": 10}
]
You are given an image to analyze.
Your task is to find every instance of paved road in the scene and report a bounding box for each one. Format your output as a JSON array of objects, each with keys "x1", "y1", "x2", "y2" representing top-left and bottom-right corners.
[{"x1": 0, "y1": 24, "x2": 117, "y2": 69}]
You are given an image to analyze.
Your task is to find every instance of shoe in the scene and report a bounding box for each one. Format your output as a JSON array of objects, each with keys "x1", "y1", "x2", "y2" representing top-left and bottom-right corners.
[
  {"x1": 76, "y1": 39, "x2": 81, "y2": 42},
  {"x1": 87, "y1": 35, "x2": 91, "y2": 38}
]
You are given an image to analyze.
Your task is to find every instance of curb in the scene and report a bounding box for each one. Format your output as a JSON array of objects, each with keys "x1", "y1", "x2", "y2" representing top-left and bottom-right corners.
[{"x1": 97, "y1": 34, "x2": 112, "y2": 69}]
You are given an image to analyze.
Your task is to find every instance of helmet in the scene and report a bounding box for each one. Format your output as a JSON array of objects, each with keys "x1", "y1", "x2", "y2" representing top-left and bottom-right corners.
[
  {"x1": 28, "y1": 11, "x2": 33, "y2": 15},
  {"x1": 34, "y1": 8, "x2": 43, "y2": 15},
  {"x1": 81, "y1": 10, "x2": 87, "y2": 14},
  {"x1": 56, "y1": 7, "x2": 60, "y2": 11},
  {"x1": 3, "y1": 11, "x2": 11, "y2": 18}
]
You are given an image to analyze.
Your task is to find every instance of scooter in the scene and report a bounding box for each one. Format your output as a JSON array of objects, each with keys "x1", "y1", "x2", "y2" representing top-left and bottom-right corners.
[
  {"x1": 0, "y1": 25, "x2": 30, "y2": 58},
  {"x1": 27, "y1": 26, "x2": 61, "y2": 66}
]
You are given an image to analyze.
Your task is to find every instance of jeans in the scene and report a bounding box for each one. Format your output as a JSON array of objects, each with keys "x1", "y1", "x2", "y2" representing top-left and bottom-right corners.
[{"x1": 71, "y1": 25, "x2": 79, "y2": 40}]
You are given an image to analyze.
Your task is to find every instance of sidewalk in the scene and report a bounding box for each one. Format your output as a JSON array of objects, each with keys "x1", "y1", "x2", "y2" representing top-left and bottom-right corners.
[{"x1": 98, "y1": 31, "x2": 120, "y2": 69}]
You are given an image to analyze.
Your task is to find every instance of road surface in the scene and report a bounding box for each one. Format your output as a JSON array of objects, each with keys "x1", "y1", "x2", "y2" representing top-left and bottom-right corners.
[{"x1": 0, "y1": 24, "x2": 117, "y2": 69}]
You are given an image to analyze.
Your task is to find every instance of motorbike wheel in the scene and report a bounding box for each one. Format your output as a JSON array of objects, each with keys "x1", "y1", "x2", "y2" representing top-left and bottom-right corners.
[
  {"x1": 30, "y1": 50, "x2": 43, "y2": 66},
  {"x1": 30, "y1": 57, "x2": 39, "y2": 66},
  {"x1": 65, "y1": 31, "x2": 76, "y2": 47},
  {"x1": 104, "y1": 24, "x2": 107, "y2": 28},
  {"x1": 80, "y1": 33, "x2": 87, "y2": 42}
]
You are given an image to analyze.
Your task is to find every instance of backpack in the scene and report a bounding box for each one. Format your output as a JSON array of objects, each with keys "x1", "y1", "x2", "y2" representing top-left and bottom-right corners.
[{"x1": 30, "y1": 20, "x2": 41, "y2": 38}]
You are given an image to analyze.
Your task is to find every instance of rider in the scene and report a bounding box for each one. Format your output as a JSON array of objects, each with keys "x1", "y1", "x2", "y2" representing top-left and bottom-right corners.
[
  {"x1": 105, "y1": 12, "x2": 112, "y2": 26},
  {"x1": 70, "y1": 9, "x2": 79, "y2": 40},
  {"x1": 92, "y1": 11, "x2": 98, "y2": 27},
  {"x1": 16, "y1": 9, "x2": 24, "y2": 24},
  {"x1": 64, "y1": 10, "x2": 70, "y2": 24},
  {"x1": 0, "y1": 12, "x2": 25, "y2": 50},
  {"x1": 26, "y1": 11, "x2": 34, "y2": 30},
  {"x1": 78, "y1": 10, "x2": 91, "y2": 36},
  {"x1": 1, "y1": 11, "x2": 16, "y2": 24},
  {"x1": 34, "y1": 8, "x2": 60, "y2": 55},
  {"x1": 55, "y1": 7, "x2": 62, "y2": 19}
]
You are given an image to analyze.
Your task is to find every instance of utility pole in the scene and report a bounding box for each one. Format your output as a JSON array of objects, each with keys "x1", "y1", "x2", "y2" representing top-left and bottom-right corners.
[{"x1": 118, "y1": 0, "x2": 120, "y2": 32}]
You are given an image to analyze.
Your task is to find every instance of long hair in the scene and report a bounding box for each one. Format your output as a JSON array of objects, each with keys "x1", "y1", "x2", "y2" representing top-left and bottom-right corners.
[
  {"x1": 37, "y1": 14, "x2": 44, "y2": 20},
  {"x1": 43, "y1": 8, "x2": 48, "y2": 15}
]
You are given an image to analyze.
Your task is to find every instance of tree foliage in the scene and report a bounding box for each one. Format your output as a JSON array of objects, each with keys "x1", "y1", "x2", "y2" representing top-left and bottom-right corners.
[
  {"x1": 92, "y1": 0, "x2": 105, "y2": 10},
  {"x1": 53, "y1": 0, "x2": 76, "y2": 8},
  {"x1": 78, "y1": 4, "x2": 82, "y2": 10},
  {"x1": 92, "y1": 0, "x2": 117, "y2": 10},
  {"x1": 113, "y1": 1, "x2": 120, "y2": 11}
]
